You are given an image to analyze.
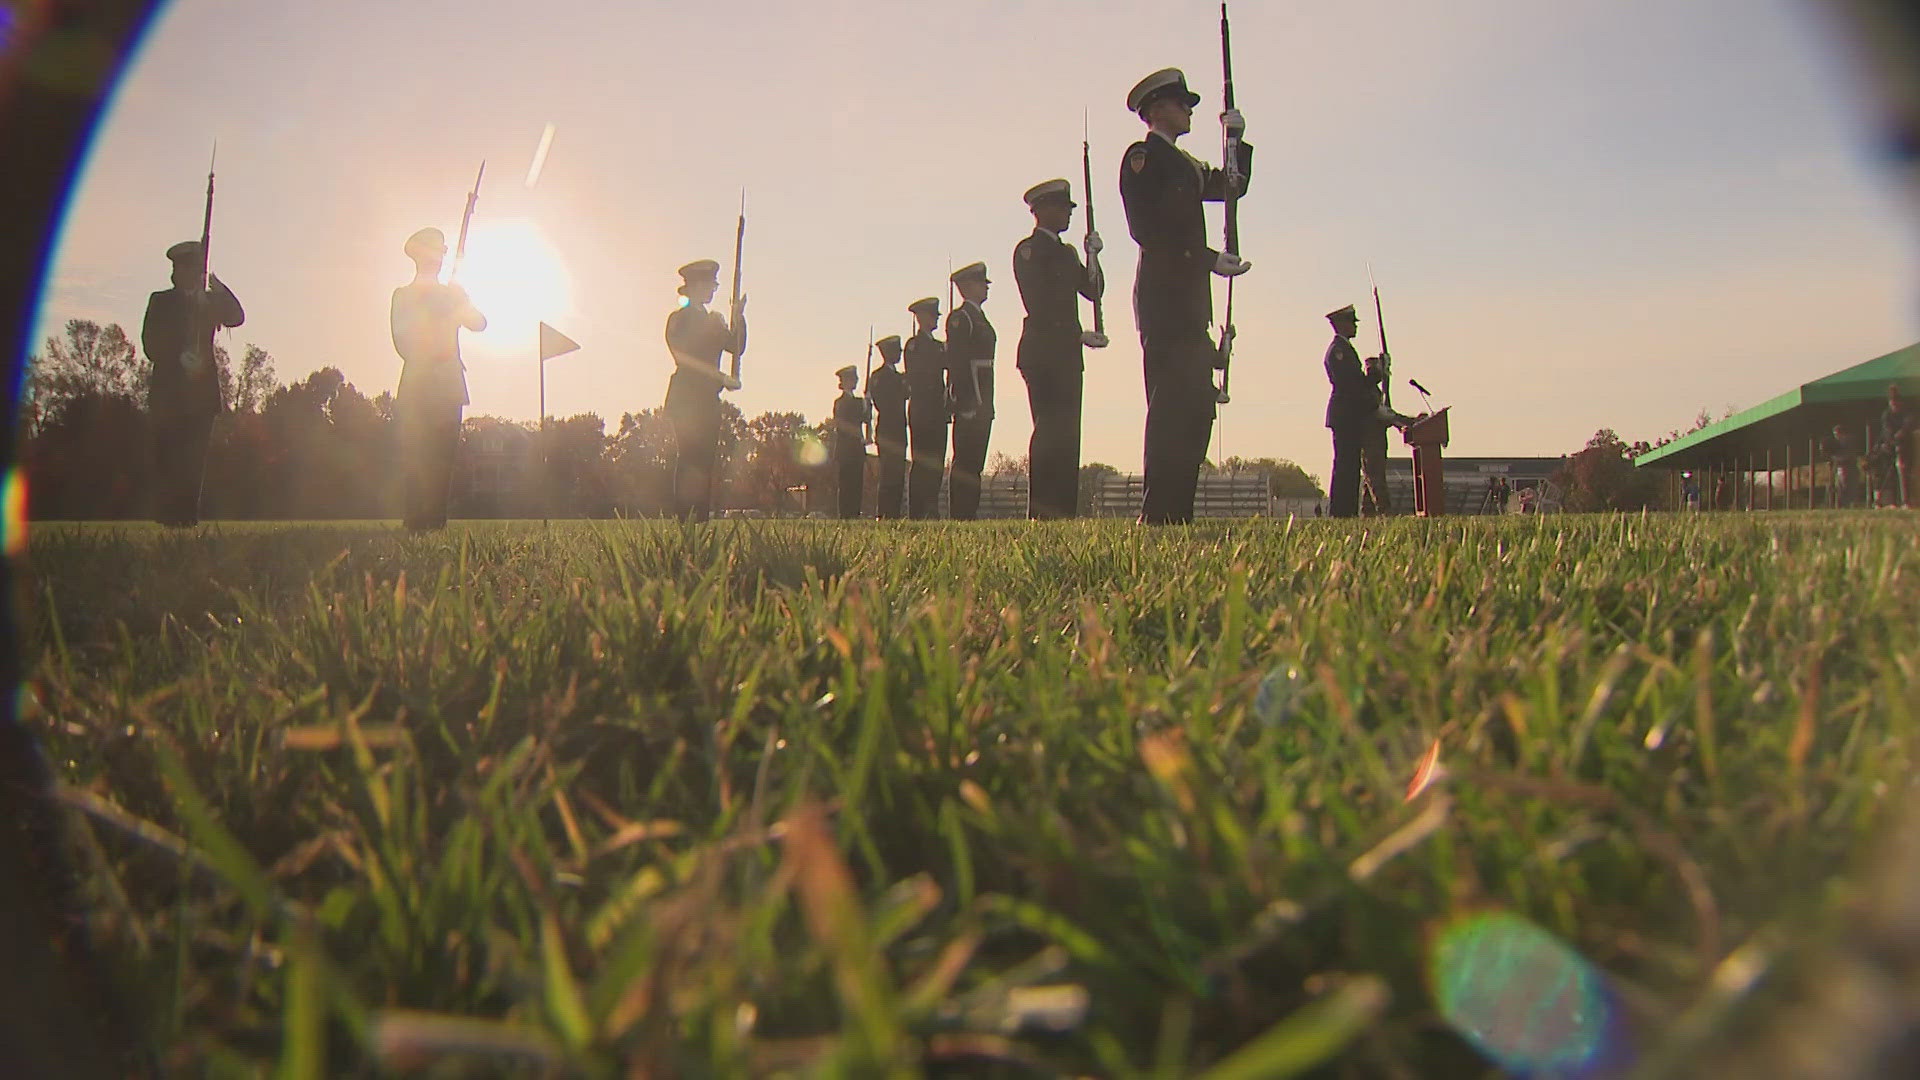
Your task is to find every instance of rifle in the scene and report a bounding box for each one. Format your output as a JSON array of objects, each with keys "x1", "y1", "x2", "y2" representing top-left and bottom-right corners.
[
  {"x1": 862, "y1": 325, "x2": 875, "y2": 443},
  {"x1": 1082, "y1": 113, "x2": 1107, "y2": 344},
  {"x1": 449, "y1": 160, "x2": 485, "y2": 284},
  {"x1": 728, "y1": 189, "x2": 746, "y2": 385},
  {"x1": 1370, "y1": 266, "x2": 1392, "y2": 413},
  {"x1": 186, "y1": 141, "x2": 216, "y2": 374},
  {"x1": 1216, "y1": 2, "x2": 1241, "y2": 405}
]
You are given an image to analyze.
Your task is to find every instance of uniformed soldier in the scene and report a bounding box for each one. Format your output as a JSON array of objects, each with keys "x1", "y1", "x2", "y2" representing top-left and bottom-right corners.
[
  {"x1": 1360, "y1": 352, "x2": 1393, "y2": 516},
  {"x1": 1323, "y1": 304, "x2": 1381, "y2": 519},
  {"x1": 1014, "y1": 178, "x2": 1107, "y2": 520},
  {"x1": 143, "y1": 240, "x2": 245, "y2": 527},
  {"x1": 945, "y1": 261, "x2": 997, "y2": 520},
  {"x1": 867, "y1": 335, "x2": 908, "y2": 518},
  {"x1": 664, "y1": 258, "x2": 745, "y2": 522},
  {"x1": 829, "y1": 364, "x2": 868, "y2": 520},
  {"x1": 1119, "y1": 67, "x2": 1252, "y2": 525},
  {"x1": 904, "y1": 296, "x2": 949, "y2": 519},
  {"x1": 390, "y1": 227, "x2": 486, "y2": 531}
]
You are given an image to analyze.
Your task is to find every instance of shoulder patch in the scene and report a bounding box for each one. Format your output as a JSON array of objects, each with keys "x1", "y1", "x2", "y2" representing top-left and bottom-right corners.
[
  {"x1": 1019, "y1": 242, "x2": 1034, "y2": 260},
  {"x1": 1128, "y1": 147, "x2": 1148, "y2": 174}
]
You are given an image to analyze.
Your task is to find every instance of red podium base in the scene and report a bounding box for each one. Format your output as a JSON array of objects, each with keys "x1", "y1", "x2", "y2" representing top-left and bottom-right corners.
[{"x1": 1402, "y1": 408, "x2": 1451, "y2": 518}]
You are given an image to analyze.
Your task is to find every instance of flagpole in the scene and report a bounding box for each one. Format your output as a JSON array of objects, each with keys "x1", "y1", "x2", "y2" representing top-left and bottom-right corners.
[{"x1": 539, "y1": 351, "x2": 548, "y2": 527}]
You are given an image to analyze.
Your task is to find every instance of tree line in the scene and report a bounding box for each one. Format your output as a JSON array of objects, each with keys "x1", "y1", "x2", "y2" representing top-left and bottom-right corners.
[{"x1": 23, "y1": 318, "x2": 1326, "y2": 521}]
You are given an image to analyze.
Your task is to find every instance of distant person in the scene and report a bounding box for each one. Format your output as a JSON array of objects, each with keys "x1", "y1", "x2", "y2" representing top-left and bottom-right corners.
[
  {"x1": 1014, "y1": 178, "x2": 1107, "y2": 520},
  {"x1": 664, "y1": 258, "x2": 744, "y2": 522},
  {"x1": 1880, "y1": 384, "x2": 1914, "y2": 507},
  {"x1": 144, "y1": 239, "x2": 244, "y2": 527},
  {"x1": 904, "y1": 297, "x2": 948, "y2": 519},
  {"x1": 390, "y1": 228, "x2": 484, "y2": 531},
  {"x1": 867, "y1": 335, "x2": 908, "y2": 519},
  {"x1": 1826, "y1": 424, "x2": 1862, "y2": 509},
  {"x1": 945, "y1": 261, "x2": 997, "y2": 521},
  {"x1": 829, "y1": 364, "x2": 867, "y2": 520},
  {"x1": 1682, "y1": 474, "x2": 1700, "y2": 511},
  {"x1": 1120, "y1": 66, "x2": 1251, "y2": 524},
  {"x1": 1323, "y1": 304, "x2": 1376, "y2": 518}
]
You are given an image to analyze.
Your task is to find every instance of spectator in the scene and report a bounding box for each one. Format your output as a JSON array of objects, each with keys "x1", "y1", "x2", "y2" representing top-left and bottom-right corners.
[
  {"x1": 1826, "y1": 424, "x2": 1862, "y2": 508},
  {"x1": 1880, "y1": 385, "x2": 1914, "y2": 508}
]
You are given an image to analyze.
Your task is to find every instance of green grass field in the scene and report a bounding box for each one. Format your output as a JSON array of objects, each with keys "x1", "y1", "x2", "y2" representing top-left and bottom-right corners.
[{"x1": 19, "y1": 514, "x2": 1920, "y2": 1077}]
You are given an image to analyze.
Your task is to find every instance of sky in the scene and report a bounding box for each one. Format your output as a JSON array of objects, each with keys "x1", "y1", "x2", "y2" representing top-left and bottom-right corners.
[{"x1": 30, "y1": 0, "x2": 1920, "y2": 480}]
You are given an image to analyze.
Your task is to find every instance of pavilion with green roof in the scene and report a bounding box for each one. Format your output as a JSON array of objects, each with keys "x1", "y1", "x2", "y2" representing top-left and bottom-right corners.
[{"x1": 1632, "y1": 342, "x2": 1920, "y2": 508}]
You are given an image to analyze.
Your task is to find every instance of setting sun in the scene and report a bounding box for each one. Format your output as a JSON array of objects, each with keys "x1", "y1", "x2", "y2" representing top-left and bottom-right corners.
[{"x1": 452, "y1": 216, "x2": 571, "y2": 340}]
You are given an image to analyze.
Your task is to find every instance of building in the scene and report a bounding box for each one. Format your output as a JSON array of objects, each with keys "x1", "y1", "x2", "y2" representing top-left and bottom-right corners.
[{"x1": 1633, "y1": 342, "x2": 1920, "y2": 508}]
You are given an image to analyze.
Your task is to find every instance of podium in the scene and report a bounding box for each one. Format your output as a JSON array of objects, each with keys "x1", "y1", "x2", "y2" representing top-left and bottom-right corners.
[{"x1": 1401, "y1": 407, "x2": 1451, "y2": 517}]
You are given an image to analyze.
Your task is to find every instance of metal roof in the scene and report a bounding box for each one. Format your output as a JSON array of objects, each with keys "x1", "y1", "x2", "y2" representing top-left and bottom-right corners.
[{"x1": 1633, "y1": 343, "x2": 1920, "y2": 470}]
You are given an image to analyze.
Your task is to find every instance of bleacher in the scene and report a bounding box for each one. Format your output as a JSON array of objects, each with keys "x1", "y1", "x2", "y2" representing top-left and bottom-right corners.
[{"x1": 1096, "y1": 473, "x2": 1273, "y2": 518}]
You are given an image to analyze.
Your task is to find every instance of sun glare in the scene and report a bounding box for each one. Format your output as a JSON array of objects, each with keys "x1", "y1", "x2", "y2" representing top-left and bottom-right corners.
[{"x1": 453, "y1": 216, "x2": 571, "y2": 338}]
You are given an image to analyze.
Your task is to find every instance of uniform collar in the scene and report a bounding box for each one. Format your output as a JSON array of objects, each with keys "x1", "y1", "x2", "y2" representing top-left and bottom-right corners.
[{"x1": 1033, "y1": 225, "x2": 1061, "y2": 243}]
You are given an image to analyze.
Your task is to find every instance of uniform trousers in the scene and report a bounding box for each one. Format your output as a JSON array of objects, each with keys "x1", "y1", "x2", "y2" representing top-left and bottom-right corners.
[
  {"x1": 835, "y1": 450, "x2": 864, "y2": 520},
  {"x1": 151, "y1": 402, "x2": 217, "y2": 526},
  {"x1": 875, "y1": 428, "x2": 907, "y2": 519},
  {"x1": 907, "y1": 403, "x2": 947, "y2": 519},
  {"x1": 1139, "y1": 328, "x2": 1217, "y2": 525},
  {"x1": 401, "y1": 400, "x2": 464, "y2": 530},
  {"x1": 669, "y1": 393, "x2": 721, "y2": 522},
  {"x1": 1327, "y1": 420, "x2": 1365, "y2": 518},
  {"x1": 1023, "y1": 364, "x2": 1083, "y2": 519},
  {"x1": 1360, "y1": 419, "x2": 1392, "y2": 516},
  {"x1": 948, "y1": 413, "x2": 992, "y2": 520}
]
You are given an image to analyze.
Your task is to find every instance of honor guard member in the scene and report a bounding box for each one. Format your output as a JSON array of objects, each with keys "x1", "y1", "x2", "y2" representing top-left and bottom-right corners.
[
  {"x1": 391, "y1": 227, "x2": 486, "y2": 531},
  {"x1": 945, "y1": 261, "x2": 996, "y2": 520},
  {"x1": 143, "y1": 240, "x2": 245, "y2": 527},
  {"x1": 1323, "y1": 304, "x2": 1380, "y2": 519},
  {"x1": 664, "y1": 258, "x2": 745, "y2": 522},
  {"x1": 1360, "y1": 352, "x2": 1394, "y2": 516},
  {"x1": 1014, "y1": 179, "x2": 1106, "y2": 519},
  {"x1": 868, "y1": 335, "x2": 909, "y2": 518},
  {"x1": 1119, "y1": 66, "x2": 1251, "y2": 524},
  {"x1": 830, "y1": 364, "x2": 869, "y2": 519},
  {"x1": 904, "y1": 296, "x2": 949, "y2": 519}
]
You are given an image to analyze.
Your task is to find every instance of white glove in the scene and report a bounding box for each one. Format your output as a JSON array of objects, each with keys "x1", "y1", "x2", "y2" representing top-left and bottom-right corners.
[
  {"x1": 1080, "y1": 331, "x2": 1110, "y2": 349},
  {"x1": 1083, "y1": 230, "x2": 1103, "y2": 257},
  {"x1": 1221, "y1": 108, "x2": 1246, "y2": 138},
  {"x1": 1213, "y1": 251, "x2": 1251, "y2": 277}
]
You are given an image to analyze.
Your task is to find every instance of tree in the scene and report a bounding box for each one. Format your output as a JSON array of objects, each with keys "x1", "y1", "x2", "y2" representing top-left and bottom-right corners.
[
  {"x1": 1554, "y1": 429, "x2": 1667, "y2": 512},
  {"x1": 540, "y1": 414, "x2": 613, "y2": 517},
  {"x1": 21, "y1": 321, "x2": 150, "y2": 517},
  {"x1": 218, "y1": 343, "x2": 278, "y2": 413},
  {"x1": 986, "y1": 452, "x2": 1029, "y2": 479},
  {"x1": 734, "y1": 411, "x2": 821, "y2": 513},
  {"x1": 23, "y1": 319, "x2": 145, "y2": 435},
  {"x1": 1217, "y1": 455, "x2": 1325, "y2": 499},
  {"x1": 1079, "y1": 461, "x2": 1119, "y2": 517}
]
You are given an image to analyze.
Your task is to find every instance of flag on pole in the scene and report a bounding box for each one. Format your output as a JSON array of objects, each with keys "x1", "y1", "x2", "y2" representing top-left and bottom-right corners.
[{"x1": 539, "y1": 321, "x2": 580, "y2": 361}]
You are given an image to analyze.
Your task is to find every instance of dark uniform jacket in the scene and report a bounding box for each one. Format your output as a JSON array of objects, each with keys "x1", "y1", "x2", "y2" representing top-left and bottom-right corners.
[
  {"x1": 664, "y1": 304, "x2": 742, "y2": 411},
  {"x1": 1119, "y1": 130, "x2": 1252, "y2": 335},
  {"x1": 869, "y1": 364, "x2": 907, "y2": 443},
  {"x1": 143, "y1": 280, "x2": 244, "y2": 416},
  {"x1": 945, "y1": 302, "x2": 997, "y2": 419},
  {"x1": 904, "y1": 330, "x2": 948, "y2": 421},
  {"x1": 1013, "y1": 227, "x2": 1097, "y2": 374},
  {"x1": 391, "y1": 280, "x2": 482, "y2": 409},
  {"x1": 1324, "y1": 335, "x2": 1381, "y2": 429},
  {"x1": 830, "y1": 391, "x2": 868, "y2": 460}
]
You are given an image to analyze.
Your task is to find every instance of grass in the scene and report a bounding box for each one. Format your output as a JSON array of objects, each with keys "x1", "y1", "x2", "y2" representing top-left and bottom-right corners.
[{"x1": 18, "y1": 513, "x2": 1920, "y2": 1077}]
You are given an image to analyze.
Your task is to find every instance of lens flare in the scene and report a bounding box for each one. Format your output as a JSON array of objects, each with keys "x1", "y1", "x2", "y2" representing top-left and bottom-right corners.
[
  {"x1": 3, "y1": 466, "x2": 28, "y2": 556},
  {"x1": 1429, "y1": 910, "x2": 1621, "y2": 1075},
  {"x1": 795, "y1": 433, "x2": 827, "y2": 468}
]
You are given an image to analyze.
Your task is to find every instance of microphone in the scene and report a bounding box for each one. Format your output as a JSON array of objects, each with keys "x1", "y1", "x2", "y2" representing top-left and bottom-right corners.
[{"x1": 1408, "y1": 378, "x2": 1435, "y2": 416}]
